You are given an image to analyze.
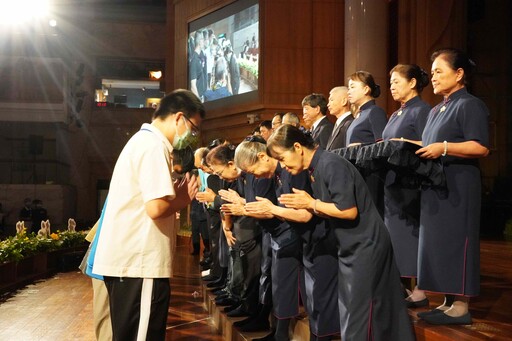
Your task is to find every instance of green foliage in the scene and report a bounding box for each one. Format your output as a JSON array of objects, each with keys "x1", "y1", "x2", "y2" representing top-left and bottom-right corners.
[
  {"x1": 238, "y1": 59, "x2": 258, "y2": 78},
  {"x1": 0, "y1": 230, "x2": 86, "y2": 264}
]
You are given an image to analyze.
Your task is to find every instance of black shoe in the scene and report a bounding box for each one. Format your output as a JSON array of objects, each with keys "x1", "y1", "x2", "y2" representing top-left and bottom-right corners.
[
  {"x1": 216, "y1": 297, "x2": 240, "y2": 307},
  {"x1": 201, "y1": 275, "x2": 218, "y2": 282},
  {"x1": 223, "y1": 303, "x2": 241, "y2": 313},
  {"x1": 200, "y1": 257, "x2": 211, "y2": 266},
  {"x1": 207, "y1": 278, "x2": 226, "y2": 288},
  {"x1": 406, "y1": 298, "x2": 429, "y2": 308},
  {"x1": 227, "y1": 305, "x2": 251, "y2": 317},
  {"x1": 239, "y1": 316, "x2": 270, "y2": 332},
  {"x1": 214, "y1": 293, "x2": 230, "y2": 301},
  {"x1": 233, "y1": 316, "x2": 254, "y2": 327},
  {"x1": 423, "y1": 312, "x2": 472, "y2": 325},
  {"x1": 417, "y1": 308, "x2": 444, "y2": 319},
  {"x1": 252, "y1": 331, "x2": 275, "y2": 341},
  {"x1": 212, "y1": 288, "x2": 228, "y2": 296}
]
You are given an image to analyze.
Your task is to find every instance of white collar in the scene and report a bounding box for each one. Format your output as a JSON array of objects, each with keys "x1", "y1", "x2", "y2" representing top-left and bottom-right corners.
[
  {"x1": 141, "y1": 123, "x2": 173, "y2": 154},
  {"x1": 335, "y1": 111, "x2": 352, "y2": 126},
  {"x1": 312, "y1": 116, "x2": 326, "y2": 131}
]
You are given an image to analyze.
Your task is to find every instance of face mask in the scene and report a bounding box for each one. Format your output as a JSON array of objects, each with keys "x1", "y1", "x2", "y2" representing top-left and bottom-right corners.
[{"x1": 172, "y1": 117, "x2": 199, "y2": 150}]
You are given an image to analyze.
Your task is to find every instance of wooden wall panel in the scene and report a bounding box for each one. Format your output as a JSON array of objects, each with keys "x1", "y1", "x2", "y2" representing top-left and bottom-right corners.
[{"x1": 170, "y1": 0, "x2": 344, "y2": 143}]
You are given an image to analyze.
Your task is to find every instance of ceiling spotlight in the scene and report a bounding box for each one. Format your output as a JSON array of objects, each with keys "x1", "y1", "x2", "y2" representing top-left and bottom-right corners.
[{"x1": 49, "y1": 19, "x2": 57, "y2": 27}]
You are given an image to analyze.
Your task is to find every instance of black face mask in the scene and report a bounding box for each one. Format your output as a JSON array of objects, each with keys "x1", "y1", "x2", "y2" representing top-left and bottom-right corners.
[{"x1": 172, "y1": 146, "x2": 196, "y2": 174}]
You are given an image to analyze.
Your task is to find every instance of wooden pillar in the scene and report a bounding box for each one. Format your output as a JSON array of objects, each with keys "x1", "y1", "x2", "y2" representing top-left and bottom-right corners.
[{"x1": 344, "y1": 0, "x2": 389, "y2": 110}]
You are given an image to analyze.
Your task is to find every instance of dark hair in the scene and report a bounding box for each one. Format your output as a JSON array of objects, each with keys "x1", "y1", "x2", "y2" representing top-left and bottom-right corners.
[
  {"x1": 206, "y1": 144, "x2": 236, "y2": 166},
  {"x1": 152, "y1": 89, "x2": 205, "y2": 120},
  {"x1": 389, "y1": 64, "x2": 430, "y2": 93},
  {"x1": 208, "y1": 138, "x2": 228, "y2": 149},
  {"x1": 267, "y1": 124, "x2": 316, "y2": 156},
  {"x1": 244, "y1": 134, "x2": 266, "y2": 144},
  {"x1": 431, "y1": 48, "x2": 475, "y2": 85},
  {"x1": 172, "y1": 146, "x2": 195, "y2": 174},
  {"x1": 273, "y1": 112, "x2": 284, "y2": 119},
  {"x1": 301, "y1": 93, "x2": 328, "y2": 115},
  {"x1": 252, "y1": 126, "x2": 260, "y2": 134},
  {"x1": 194, "y1": 31, "x2": 203, "y2": 48},
  {"x1": 348, "y1": 71, "x2": 381, "y2": 98},
  {"x1": 214, "y1": 58, "x2": 227, "y2": 82},
  {"x1": 259, "y1": 120, "x2": 272, "y2": 130}
]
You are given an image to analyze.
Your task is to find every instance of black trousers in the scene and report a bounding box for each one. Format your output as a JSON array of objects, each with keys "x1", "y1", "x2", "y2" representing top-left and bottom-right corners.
[
  {"x1": 207, "y1": 210, "x2": 222, "y2": 277},
  {"x1": 259, "y1": 231, "x2": 272, "y2": 305},
  {"x1": 190, "y1": 200, "x2": 209, "y2": 251},
  {"x1": 104, "y1": 276, "x2": 170, "y2": 341}
]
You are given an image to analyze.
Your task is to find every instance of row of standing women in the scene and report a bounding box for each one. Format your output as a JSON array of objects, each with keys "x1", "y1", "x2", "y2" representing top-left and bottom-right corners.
[{"x1": 195, "y1": 47, "x2": 489, "y2": 341}]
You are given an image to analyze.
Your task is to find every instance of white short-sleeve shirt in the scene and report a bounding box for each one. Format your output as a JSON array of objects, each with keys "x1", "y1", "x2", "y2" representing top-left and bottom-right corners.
[{"x1": 93, "y1": 123, "x2": 177, "y2": 278}]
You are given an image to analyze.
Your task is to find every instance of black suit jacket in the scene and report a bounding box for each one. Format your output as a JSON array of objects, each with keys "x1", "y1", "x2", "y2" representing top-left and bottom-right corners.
[
  {"x1": 326, "y1": 114, "x2": 354, "y2": 151},
  {"x1": 311, "y1": 116, "x2": 334, "y2": 149}
]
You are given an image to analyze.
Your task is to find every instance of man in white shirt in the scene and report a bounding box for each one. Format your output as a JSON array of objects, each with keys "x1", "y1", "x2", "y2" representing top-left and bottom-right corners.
[
  {"x1": 93, "y1": 89, "x2": 204, "y2": 341},
  {"x1": 326, "y1": 86, "x2": 355, "y2": 151}
]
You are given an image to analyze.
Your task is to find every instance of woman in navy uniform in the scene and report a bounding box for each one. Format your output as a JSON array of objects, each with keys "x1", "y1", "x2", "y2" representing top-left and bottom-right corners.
[
  {"x1": 345, "y1": 71, "x2": 388, "y2": 217},
  {"x1": 268, "y1": 125, "x2": 414, "y2": 341},
  {"x1": 206, "y1": 144, "x2": 270, "y2": 317},
  {"x1": 415, "y1": 48, "x2": 489, "y2": 325},
  {"x1": 382, "y1": 64, "x2": 431, "y2": 307},
  {"x1": 234, "y1": 138, "x2": 339, "y2": 341}
]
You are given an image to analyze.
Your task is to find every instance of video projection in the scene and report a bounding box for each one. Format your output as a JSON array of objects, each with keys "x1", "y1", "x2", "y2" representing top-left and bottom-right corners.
[{"x1": 188, "y1": 0, "x2": 259, "y2": 103}]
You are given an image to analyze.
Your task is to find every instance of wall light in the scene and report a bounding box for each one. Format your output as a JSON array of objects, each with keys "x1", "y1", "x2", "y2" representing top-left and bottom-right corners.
[{"x1": 149, "y1": 71, "x2": 162, "y2": 80}]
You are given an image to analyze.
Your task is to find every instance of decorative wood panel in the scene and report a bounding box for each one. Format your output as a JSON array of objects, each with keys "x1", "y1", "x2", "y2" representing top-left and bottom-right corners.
[{"x1": 170, "y1": 0, "x2": 344, "y2": 143}]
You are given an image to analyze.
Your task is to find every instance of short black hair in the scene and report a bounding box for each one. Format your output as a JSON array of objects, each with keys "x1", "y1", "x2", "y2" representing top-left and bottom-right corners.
[
  {"x1": 152, "y1": 89, "x2": 205, "y2": 120},
  {"x1": 259, "y1": 120, "x2": 272, "y2": 130},
  {"x1": 301, "y1": 93, "x2": 328, "y2": 115}
]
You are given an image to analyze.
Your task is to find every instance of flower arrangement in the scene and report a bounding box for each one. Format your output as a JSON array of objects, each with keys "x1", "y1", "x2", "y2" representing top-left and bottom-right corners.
[{"x1": 0, "y1": 219, "x2": 87, "y2": 264}]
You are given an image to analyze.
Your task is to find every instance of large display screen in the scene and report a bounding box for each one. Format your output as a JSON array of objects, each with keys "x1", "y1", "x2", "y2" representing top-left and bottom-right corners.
[{"x1": 188, "y1": 0, "x2": 259, "y2": 103}]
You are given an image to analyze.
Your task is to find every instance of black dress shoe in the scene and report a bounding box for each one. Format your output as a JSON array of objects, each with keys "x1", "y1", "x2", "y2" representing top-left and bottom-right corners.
[
  {"x1": 214, "y1": 293, "x2": 230, "y2": 301},
  {"x1": 252, "y1": 331, "x2": 275, "y2": 341},
  {"x1": 207, "y1": 278, "x2": 226, "y2": 288},
  {"x1": 201, "y1": 275, "x2": 218, "y2": 282},
  {"x1": 227, "y1": 305, "x2": 251, "y2": 318},
  {"x1": 233, "y1": 316, "x2": 253, "y2": 327},
  {"x1": 223, "y1": 303, "x2": 241, "y2": 313},
  {"x1": 216, "y1": 297, "x2": 240, "y2": 307},
  {"x1": 239, "y1": 316, "x2": 270, "y2": 332},
  {"x1": 200, "y1": 257, "x2": 211, "y2": 266},
  {"x1": 212, "y1": 288, "x2": 228, "y2": 296},
  {"x1": 417, "y1": 308, "x2": 444, "y2": 319},
  {"x1": 422, "y1": 312, "x2": 472, "y2": 325},
  {"x1": 406, "y1": 298, "x2": 429, "y2": 308}
]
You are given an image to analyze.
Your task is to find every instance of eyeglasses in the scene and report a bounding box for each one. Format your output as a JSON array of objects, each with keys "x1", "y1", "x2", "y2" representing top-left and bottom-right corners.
[
  {"x1": 213, "y1": 165, "x2": 227, "y2": 177},
  {"x1": 184, "y1": 116, "x2": 200, "y2": 137}
]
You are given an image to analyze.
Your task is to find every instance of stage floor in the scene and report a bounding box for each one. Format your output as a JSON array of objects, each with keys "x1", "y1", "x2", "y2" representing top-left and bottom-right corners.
[{"x1": 0, "y1": 238, "x2": 510, "y2": 340}]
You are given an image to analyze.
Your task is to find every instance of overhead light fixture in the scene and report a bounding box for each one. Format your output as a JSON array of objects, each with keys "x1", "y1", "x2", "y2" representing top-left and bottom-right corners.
[
  {"x1": 48, "y1": 19, "x2": 57, "y2": 27},
  {"x1": 149, "y1": 71, "x2": 162, "y2": 80},
  {"x1": 0, "y1": 0, "x2": 50, "y2": 25}
]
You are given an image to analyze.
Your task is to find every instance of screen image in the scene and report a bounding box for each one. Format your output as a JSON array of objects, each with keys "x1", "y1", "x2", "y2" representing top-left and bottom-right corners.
[{"x1": 188, "y1": 0, "x2": 259, "y2": 103}]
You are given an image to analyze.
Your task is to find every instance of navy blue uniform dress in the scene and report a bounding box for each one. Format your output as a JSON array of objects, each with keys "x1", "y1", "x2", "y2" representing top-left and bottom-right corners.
[
  {"x1": 419, "y1": 88, "x2": 489, "y2": 296},
  {"x1": 308, "y1": 149, "x2": 414, "y2": 341},
  {"x1": 345, "y1": 100, "x2": 387, "y2": 145},
  {"x1": 345, "y1": 100, "x2": 388, "y2": 218},
  {"x1": 233, "y1": 173, "x2": 277, "y2": 312},
  {"x1": 265, "y1": 163, "x2": 305, "y2": 318},
  {"x1": 290, "y1": 168, "x2": 340, "y2": 337},
  {"x1": 382, "y1": 96, "x2": 431, "y2": 277}
]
